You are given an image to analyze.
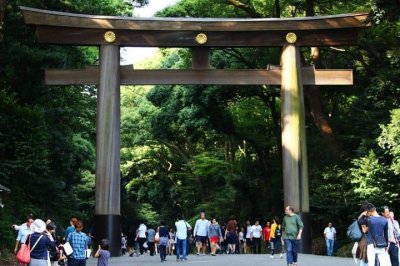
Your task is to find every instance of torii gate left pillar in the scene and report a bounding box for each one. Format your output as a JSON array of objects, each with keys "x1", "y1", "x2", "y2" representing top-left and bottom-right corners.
[{"x1": 95, "y1": 44, "x2": 121, "y2": 256}]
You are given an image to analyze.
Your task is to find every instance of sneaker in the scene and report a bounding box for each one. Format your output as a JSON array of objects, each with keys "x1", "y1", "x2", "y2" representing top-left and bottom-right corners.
[
  {"x1": 280, "y1": 254, "x2": 283, "y2": 259},
  {"x1": 202, "y1": 253, "x2": 206, "y2": 256},
  {"x1": 196, "y1": 253, "x2": 200, "y2": 256},
  {"x1": 270, "y1": 255, "x2": 274, "y2": 258}
]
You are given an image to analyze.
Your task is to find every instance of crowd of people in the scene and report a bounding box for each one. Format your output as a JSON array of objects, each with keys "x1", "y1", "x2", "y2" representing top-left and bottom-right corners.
[
  {"x1": 12, "y1": 206, "x2": 307, "y2": 266},
  {"x1": 124, "y1": 206, "x2": 304, "y2": 265},
  {"x1": 12, "y1": 215, "x2": 109, "y2": 266},
  {"x1": 351, "y1": 203, "x2": 400, "y2": 266}
]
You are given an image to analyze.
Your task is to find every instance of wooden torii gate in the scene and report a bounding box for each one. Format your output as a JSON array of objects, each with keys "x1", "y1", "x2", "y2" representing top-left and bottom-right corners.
[{"x1": 21, "y1": 6, "x2": 368, "y2": 256}]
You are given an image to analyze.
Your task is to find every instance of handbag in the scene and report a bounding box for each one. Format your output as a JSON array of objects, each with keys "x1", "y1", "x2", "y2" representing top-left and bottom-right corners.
[
  {"x1": 373, "y1": 235, "x2": 388, "y2": 248},
  {"x1": 16, "y1": 234, "x2": 43, "y2": 264}
]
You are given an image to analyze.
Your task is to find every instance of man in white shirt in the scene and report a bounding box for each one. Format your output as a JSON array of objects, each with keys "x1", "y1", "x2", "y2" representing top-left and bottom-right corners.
[
  {"x1": 13, "y1": 215, "x2": 34, "y2": 254},
  {"x1": 323, "y1": 222, "x2": 336, "y2": 256},
  {"x1": 175, "y1": 215, "x2": 192, "y2": 261},
  {"x1": 244, "y1": 220, "x2": 252, "y2": 253},
  {"x1": 251, "y1": 220, "x2": 263, "y2": 254},
  {"x1": 136, "y1": 222, "x2": 147, "y2": 255},
  {"x1": 193, "y1": 212, "x2": 210, "y2": 256}
]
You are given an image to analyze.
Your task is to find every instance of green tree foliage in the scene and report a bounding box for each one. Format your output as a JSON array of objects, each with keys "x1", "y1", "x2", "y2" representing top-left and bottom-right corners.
[{"x1": 0, "y1": 0, "x2": 145, "y2": 250}]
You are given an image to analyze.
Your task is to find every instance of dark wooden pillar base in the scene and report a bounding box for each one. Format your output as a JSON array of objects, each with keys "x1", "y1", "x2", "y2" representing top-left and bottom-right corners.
[
  {"x1": 299, "y1": 212, "x2": 312, "y2": 254},
  {"x1": 94, "y1": 214, "x2": 121, "y2": 257}
]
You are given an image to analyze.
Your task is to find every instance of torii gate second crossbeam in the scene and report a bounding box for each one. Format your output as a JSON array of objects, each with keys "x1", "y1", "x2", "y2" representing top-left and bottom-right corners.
[{"x1": 21, "y1": 6, "x2": 368, "y2": 256}]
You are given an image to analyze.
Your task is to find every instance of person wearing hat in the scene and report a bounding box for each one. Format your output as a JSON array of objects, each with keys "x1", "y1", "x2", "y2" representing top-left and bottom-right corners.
[{"x1": 27, "y1": 219, "x2": 57, "y2": 266}]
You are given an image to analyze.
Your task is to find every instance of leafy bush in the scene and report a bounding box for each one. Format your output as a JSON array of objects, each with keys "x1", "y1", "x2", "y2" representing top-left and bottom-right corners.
[
  {"x1": 336, "y1": 242, "x2": 354, "y2": 258},
  {"x1": 311, "y1": 237, "x2": 326, "y2": 255}
]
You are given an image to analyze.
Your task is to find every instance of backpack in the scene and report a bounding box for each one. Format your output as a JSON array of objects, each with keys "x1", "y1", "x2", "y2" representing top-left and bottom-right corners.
[
  {"x1": 347, "y1": 220, "x2": 362, "y2": 241},
  {"x1": 275, "y1": 226, "x2": 282, "y2": 237}
]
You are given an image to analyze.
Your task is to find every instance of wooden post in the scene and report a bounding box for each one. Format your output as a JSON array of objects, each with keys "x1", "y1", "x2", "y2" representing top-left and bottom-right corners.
[
  {"x1": 192, "y1": 47, "x2": 210, "y2": 69},
  {"x1": 94, "y1": 44, "x2": 121, "y2": 256},
  {"x1": 281, "y1": 44, "x2": 311, "y2": 253}
]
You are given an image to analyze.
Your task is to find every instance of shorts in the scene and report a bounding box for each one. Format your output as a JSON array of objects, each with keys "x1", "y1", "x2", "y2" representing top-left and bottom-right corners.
[
  {"x1": 196, "y1": 235, "x2": 207, "y2": 244},
  {"x1": 210, "y1": 236, "x2": 219, "y2": 244}
]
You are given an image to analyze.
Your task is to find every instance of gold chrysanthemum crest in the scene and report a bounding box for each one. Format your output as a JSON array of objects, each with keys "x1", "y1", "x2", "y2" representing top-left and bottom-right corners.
[
  {"x1": 286, "y1": 32, "x2": 297, "y2": 44},
  {"x1": 104, "y1": 31, "x2": 116, "y2": 43},
  {"x1": 195, "y1": 33, "x2": 208, "y2": 45}
]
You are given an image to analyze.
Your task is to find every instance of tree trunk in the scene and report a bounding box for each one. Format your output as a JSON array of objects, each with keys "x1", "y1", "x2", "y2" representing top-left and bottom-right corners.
[
  {"x1": 0, "y1": 0, "x2": 6, "y2": 42},
  {"x1": 304, "y1": 0, "x2": 343, "y2": 158}
]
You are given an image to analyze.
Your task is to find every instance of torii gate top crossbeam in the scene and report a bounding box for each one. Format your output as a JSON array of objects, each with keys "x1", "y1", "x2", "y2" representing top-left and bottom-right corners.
[{"x1": 20, "y1": 7, "x2": 368, "y2": 47}]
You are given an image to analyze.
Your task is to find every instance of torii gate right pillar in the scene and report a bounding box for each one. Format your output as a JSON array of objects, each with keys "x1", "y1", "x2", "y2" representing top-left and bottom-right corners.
[{"x1": 281, "y1": 42, "x2": 311, "y2": 253}]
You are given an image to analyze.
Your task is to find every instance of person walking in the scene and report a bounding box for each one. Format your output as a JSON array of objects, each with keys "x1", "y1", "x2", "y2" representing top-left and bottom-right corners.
[
  {"x1": 95, "y1": 239, "x2": 110, "y2": 266},
  {"x1": 193, "y1": 212, "x2": 209, "y2": 256},
  {"x1": 270, "y1": 216, "x2": 283, "y2": 259},
  {"x1": 175, "y1": 215, "x2": 191, "y2": 261},
  {"x1": 28, "y1": 219, "x2": 57, "y2": 266},
  {"x1": 251, "y1": 220, "x2": 262, "y2": 254},
  {"x1": 225, "y1": 216, "x2": 238, "y2": 254},
  {"x1": 324, "y1": 222, "x2": 336, "y2": 256},
  {"x1": 158, "y1": 221, "x2": 169, "y2": 262},
  {"x1": 208, "y1": 218, "x2": 223, "y2": 256},
  {"x1": 66, "y1": 220, "x2": 90, "y2": 266},
  {"x1": 168, "y1": 228, "x2": 175, "y2": 256},
  {"x1": 136, "y1": 221, "x2": 147, "y2": 255},
  {"x1": 282, "y1": 206, "x2": 304, "y2": 266},
  {"x1": 262, "y1": 221, "x2": 271, "y2": 251},
  {"x1": 126, "y1": 226, "x2": 135, "y2": 257},
  {"x1": 146, "y1": 225, "x2": 156, "y2": 256},
  {"x1": 243, "y1": 220, "x2": 252, "y2": 254}
]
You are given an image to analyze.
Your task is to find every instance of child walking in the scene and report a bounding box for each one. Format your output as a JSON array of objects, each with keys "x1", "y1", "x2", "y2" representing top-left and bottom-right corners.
[{"x1": 95, "y1": 239, "x2": 111, "y2": 266}]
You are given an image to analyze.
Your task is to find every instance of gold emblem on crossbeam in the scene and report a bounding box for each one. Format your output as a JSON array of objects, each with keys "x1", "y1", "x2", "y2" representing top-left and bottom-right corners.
[
  {"x1": 195, "y1": 33, "x2": 208, "y2": 45},
  {"x1": 286, "y1": 32, "x2": 297, "y2": 44},
  {"x1": 104, "y1": 31, "x2": 116, "y2": 43}
]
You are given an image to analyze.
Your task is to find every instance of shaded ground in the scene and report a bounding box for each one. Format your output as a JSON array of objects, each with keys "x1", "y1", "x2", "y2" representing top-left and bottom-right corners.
[{"x1": 86, "y1": 253, "x2": 356, "y2": 266}]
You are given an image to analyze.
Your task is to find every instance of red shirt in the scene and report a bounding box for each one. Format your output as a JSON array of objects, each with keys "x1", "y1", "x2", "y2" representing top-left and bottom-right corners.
[{"x1": 263, "y1": 226, "x2": 271, "y2": 240}]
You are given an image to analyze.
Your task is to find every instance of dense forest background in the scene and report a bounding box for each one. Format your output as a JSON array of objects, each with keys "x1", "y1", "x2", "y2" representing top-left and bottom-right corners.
[{"x1": 1, "y1": 0, "x2": 399, "y2": 256}]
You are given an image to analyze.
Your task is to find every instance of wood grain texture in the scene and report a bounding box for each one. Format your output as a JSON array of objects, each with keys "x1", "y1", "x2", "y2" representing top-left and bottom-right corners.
[
  {"x1": 95, "y1": 45, "x2": 121, "y2": 215},
  {"x1": 20, "y1": 7, "x2": 369, "y2": 47},
  {"x1": 34, "y1": 26, "x2": 363, "y2": 47},
  {"x1": 21, "y1": 7, "x2": 368, "y2": 31},
  {"x1": 45, "y1": 68, "x2": 353, "y2": 86},
  {"x1": 281, "y1": 44, "x2": 309, "y2": 212}
]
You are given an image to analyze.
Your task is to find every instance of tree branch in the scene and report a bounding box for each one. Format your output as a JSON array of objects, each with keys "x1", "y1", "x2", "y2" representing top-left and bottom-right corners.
[{"x1": 226, "y1": 0, "x2": 262, "y2": 18}]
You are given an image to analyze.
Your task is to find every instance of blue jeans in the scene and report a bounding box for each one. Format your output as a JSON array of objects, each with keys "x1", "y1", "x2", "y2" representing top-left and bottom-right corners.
[
  {"x1": 284, "y1": 239, "x2": 299, "y2": 265},
  {"x1": 326, "y1": 239, "x2": 334, "y2": 256},
  {"x1": 176, "y1": 238, "x2": 187, "y2": 259}
]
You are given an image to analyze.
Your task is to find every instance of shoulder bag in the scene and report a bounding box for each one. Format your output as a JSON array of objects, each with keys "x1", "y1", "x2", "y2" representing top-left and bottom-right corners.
[
  {"x1": 16, "y1": 234, "x2": 43, "y2": 264},
  {"x1": 373, "y1": 235, "x2": 388, "y2": 248}
]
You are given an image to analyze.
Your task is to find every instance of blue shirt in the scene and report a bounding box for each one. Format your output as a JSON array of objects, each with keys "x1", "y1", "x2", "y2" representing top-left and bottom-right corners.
[
  {"x1": 67, "y1": 231, "x2": 90, "y2": 259},
  {"x1": 366, "y1": 215, "x2": 388, "y2": 244},
  {"x1": 16, "y1": 223, "x2": 33, "y2": 243},
  {"x1": 97, "y1": 250, "x2": 110, "y2": 266},
  {"x1": 29, "y1": 233, "x2": 56, "y2": 260},
  {"x1": 64, "y1": 225, "x2": 75, "y2": 240}
]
